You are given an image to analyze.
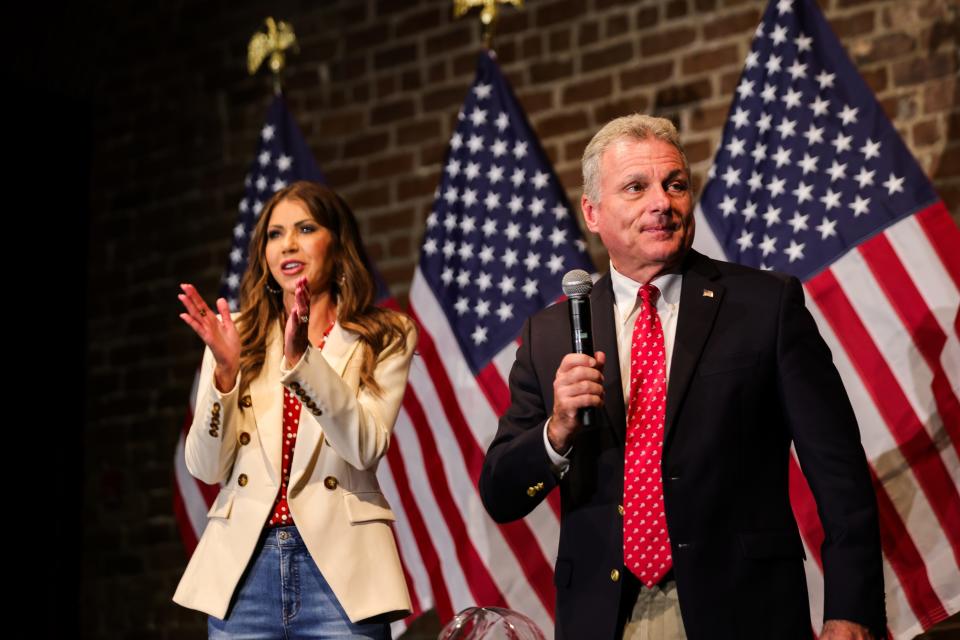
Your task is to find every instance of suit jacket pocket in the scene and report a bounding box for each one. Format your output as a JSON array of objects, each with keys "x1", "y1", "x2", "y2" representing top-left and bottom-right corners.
[
  {"x1": 738, "y1": 531, "x2": 805, "y2": 560},
  {"x1": 207, "y1": 489, "x2": 236, "y2": 519},
  {"x1": 344, "y1": 491, "x2": 396, "y2": 523},
  {"x1": 698, "y1": 351, "x2": 759, "y2": 377}
]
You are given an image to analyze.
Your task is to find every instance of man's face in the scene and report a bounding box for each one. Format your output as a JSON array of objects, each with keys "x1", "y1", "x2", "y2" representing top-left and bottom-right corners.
[{"x1": 581, "y1": 137, "x2": 695, "y2": 281}]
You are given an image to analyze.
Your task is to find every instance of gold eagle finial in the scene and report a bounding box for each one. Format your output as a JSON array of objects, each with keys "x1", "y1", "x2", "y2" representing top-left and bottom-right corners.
[
  {"x1": 247, "y1": 17, "x2": 299, "y2": 87},
  {"x1": 453, "y1": 0, "x2": 523, "y2": 48}
]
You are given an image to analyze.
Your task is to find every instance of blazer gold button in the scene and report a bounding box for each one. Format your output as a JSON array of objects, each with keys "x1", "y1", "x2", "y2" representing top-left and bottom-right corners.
[
  {"x1": 239, "y1": 432, "x2": 251, "y2": 445},
  {"x1": 240, "y1": 395, "x2": 253, "y2": 408},
  {"x1": 324, "y1": 476, "x2": 338, "y2": 490},
  {"x1": 618, "y1": 505, "x2": 625, "y2": 516},
  {"x1": 526, "y1": 486, "x2": 537, "y2": 497},
  {"x1": 610, "y1": 569, "x2": 620, "y2": 582},
  {"x1": 238, "y1": 474, "x2": 248, "y2": 487}
]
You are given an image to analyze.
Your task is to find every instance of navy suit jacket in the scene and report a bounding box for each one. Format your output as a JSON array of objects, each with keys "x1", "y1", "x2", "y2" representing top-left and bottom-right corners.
[{"x1": 479, "y1": 250, "x2": 885, "y2": 640}]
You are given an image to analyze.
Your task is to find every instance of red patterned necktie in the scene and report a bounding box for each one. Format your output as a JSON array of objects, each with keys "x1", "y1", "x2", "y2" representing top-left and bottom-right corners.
[{"x1": 623, "y1": 283, "x2": 672, "y2": 588}]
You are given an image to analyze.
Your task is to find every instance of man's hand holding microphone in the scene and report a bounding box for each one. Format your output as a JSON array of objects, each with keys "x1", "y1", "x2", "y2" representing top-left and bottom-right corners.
[{"x1": 548, "y1": 269, "x2": 605, "y2": 455}]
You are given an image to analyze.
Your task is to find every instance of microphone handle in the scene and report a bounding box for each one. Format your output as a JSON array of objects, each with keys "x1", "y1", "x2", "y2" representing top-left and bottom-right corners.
[{"x1": 568, "y1": 296, "x2": 595, "y2": 428}]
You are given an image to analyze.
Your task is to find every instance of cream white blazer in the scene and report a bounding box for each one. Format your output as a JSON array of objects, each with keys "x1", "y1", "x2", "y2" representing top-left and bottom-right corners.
[{"x1": 173, "y1": 317, "x2": 415, "y2": 622}]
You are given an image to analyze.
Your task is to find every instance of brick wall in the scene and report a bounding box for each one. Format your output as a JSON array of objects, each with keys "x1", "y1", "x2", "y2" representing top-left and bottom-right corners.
[{"x1": 65, "y1": 0, "x2": 958, "y2": 637}]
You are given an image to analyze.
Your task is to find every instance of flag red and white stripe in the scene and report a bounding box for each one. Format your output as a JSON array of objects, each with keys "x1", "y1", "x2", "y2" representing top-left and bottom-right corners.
[
  {"x1": 383, "y1": 274, "x2": 563, "y2": 635},
  {"x1": 694, "y1": 0, "x2": 960, "y2": 635},
  {"x1": 380, "y1": 50, "x2": 594, "y2": 637},
  {"x1": 697, "y1": 186, "x2": 960, "y2": 640}
]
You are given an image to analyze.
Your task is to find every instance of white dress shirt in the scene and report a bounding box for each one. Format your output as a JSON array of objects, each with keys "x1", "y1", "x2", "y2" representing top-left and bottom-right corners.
[{"x1": 544, "y1": 262, "x2": 683, "y2": 470}]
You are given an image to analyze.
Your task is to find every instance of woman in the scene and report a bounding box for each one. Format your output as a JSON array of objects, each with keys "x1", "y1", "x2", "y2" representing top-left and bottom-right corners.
[{"x1": 173, "y1": 182, "x2": 415, "y2": 639}]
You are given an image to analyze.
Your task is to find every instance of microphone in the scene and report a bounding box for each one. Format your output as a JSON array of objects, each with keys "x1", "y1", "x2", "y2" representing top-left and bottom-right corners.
[{"x1": 561, "y1": 269, "x2": 595, "y2": 428}]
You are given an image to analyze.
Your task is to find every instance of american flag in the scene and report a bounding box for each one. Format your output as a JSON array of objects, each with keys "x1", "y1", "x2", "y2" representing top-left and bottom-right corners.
[
  {"x1": 378, "y1": 50, "x2": 593, "y2": 635},
  {"x1": 693, "y1": 1, "x2": 960, "y2": 637},
  {"x1": 173, "y1": 95, "x2": 325, "y2": 555}
]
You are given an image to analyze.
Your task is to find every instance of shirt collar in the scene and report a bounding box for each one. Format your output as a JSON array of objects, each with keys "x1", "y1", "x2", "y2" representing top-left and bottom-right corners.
[{"x1": 609, "y1": 261, "x2": 682, "y2": 323}]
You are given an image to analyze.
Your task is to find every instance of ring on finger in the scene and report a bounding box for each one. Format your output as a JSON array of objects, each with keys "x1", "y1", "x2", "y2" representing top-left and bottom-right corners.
[
  {"x1": 299, "y1": 313, "x2": 309, "y2": 325},
  {"x1": 199, "y1": 309, "x2": 207, "y2": 317}
]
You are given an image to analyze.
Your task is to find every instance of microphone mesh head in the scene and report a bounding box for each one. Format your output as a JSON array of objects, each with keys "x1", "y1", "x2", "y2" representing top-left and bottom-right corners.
[{"x1": 562, "y1": 269, "x2": 593, "y2": 298}]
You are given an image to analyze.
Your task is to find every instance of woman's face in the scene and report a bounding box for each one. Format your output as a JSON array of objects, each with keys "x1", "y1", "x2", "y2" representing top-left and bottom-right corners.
[{"x1": 264, "y1": 198, "x2": 336, "y2": 298}]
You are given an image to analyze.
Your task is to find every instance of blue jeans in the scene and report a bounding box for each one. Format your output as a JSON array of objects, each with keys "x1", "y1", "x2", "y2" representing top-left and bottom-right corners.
[{"x1": 208, "y1": 526, "x2": 390, "y2": 639}]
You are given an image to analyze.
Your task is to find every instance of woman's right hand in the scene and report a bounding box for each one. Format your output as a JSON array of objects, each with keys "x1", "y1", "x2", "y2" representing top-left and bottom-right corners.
[{"x1": 178, "y1": 283, "x2": 241, "y2": 392}]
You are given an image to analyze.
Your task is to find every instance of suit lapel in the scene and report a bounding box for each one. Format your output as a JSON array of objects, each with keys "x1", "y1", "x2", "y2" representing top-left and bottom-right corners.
[
  {"x1": 289, "y1": 322, "x2": 361, "y2": 488},
  {"x1": 592, "y1": 273, "x2": 626, "y2": 446},
  {"x1": 318, "y1": 322, "x2": 362, "y2": 378},
  {"x1": 250, "y1": 324, "x2": 284, "y2": 487},
  {"x1": 664, "y1": 251, "x2": 724, "y2": 444}
]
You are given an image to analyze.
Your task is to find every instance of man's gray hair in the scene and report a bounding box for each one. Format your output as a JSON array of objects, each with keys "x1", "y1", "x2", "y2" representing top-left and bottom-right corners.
[{"x1": 581, "y1": 114, "x2": 689, "y2": 203}]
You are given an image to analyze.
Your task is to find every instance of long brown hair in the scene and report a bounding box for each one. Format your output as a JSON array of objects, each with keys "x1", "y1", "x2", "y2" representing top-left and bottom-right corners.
[{"x1": 236, "y1": 181, "x2": 412, "y2": 395}]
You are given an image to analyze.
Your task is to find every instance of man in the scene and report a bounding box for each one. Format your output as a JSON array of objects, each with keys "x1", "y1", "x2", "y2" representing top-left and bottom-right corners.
[{"x1": 479, "y1": 115, "x2": 885, "y2": 640}]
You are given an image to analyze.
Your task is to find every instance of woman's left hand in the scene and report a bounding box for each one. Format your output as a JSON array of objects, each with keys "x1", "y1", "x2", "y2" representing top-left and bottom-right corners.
[{"x1": 284, "y1": 276, "x2": 311, "y2": 368}]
